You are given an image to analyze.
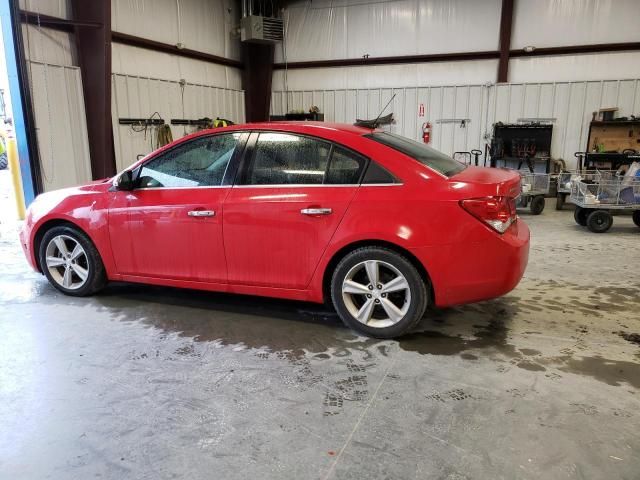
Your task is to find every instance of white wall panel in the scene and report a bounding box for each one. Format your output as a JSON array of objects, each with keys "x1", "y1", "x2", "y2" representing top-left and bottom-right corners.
[
  {"x1": 112, "y1": 43, "x2": 242, "y2": 90},
  {"x1": 512, "y1": 0, "x2": 640, "y2": 49},
  {"x1": 276, "y1": 0, "x2": 640, "y2": 88},
  {"x1": 509, "y1": 52, "x2": 640, "y2": 84},
  {"x1": 21, "y1": 25, "x2": 76, "y2": 66},
  {"x1": 28, "y1": 62, "x2": 92, "y2": 192},
  {"x1": 112, "y1": 0, "x2": 241, "y2": 61},
  {"x1": 19, "y1": 0, "x2": 71, "y2": 19},
  {"x1": 111, "y1": 73, "x2": 245, "y2": 171},
  {"x1": 273, "y1": 78, "x2": 640, "y2": 169},
  {"x1": 277, "y1": 0, "x2": 501, "y2": 62}
]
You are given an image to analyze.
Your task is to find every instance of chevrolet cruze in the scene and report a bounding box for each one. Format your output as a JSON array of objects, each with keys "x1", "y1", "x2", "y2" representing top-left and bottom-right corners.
[{"x1": 20, "y1": 122, "x2": 529, "y2": 338}]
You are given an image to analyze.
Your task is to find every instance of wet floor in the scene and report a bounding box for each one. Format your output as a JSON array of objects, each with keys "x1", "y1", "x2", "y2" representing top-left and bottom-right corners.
[{"x1": 1, "y1": 174, "x2": 639, "y2": 479}]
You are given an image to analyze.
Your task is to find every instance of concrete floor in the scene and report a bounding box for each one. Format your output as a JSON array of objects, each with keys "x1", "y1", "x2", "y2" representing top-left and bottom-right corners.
[{"x1": 1, "y1": 168, "x2": 639, "y2": 479}]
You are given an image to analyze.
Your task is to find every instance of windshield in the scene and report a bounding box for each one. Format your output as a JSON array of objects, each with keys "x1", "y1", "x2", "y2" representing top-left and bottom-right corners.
[{"x1": 365, "y1": 132, "x2": 466, "y2": 177}]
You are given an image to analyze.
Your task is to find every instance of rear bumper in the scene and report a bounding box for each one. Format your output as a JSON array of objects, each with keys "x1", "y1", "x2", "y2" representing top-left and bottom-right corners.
[{"x1": 411, "y1": 220, "x2": 530, "y2": 308}]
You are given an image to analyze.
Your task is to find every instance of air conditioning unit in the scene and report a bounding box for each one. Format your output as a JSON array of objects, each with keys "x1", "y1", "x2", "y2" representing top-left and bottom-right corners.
[{"x1": 241, "y1": 15, "x2": 283, "y2": 43}]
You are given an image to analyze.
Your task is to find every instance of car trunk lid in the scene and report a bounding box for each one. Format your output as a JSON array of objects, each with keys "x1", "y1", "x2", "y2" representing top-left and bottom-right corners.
[{"x1": 449, "y1": 166, "x2": 521, "y2": 198}]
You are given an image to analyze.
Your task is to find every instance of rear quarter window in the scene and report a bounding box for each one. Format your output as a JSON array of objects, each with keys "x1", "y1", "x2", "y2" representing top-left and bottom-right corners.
[{"x1": 365, "y1": 132, "x2": 465, "y2": 177}]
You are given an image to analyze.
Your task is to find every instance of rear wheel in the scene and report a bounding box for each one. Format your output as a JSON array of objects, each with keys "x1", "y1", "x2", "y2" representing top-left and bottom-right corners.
[
  {"x1": 39, "y1": 225, "x2": 107, "y2": 296},
  {"x1": 586, "y1": 210, "x2": 613, "y2": 233},
  {"x1": 518, "y1": 196, "x2": 529, "y2": 209},
  {"x1": 530, "y1": 195, "x2": 545, "y2": 215},
  {"x1": 331, "y1": 247, "x2": 428, "y2": 338},
  {"x1": 633, "y1": 210, "x2": 640, "y2": 228},
  {"x1": 574, "y1": 206, "x2": 588, "y2": 226}
]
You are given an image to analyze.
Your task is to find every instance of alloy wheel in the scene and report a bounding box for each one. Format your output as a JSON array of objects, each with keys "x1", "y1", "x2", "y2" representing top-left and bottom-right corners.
[
  {"x1": 45, "y1": 234, "x2": 90, "y2": 290},
  {"x1": 341, "y1": 260, "x2": 411, "y2": 329}
]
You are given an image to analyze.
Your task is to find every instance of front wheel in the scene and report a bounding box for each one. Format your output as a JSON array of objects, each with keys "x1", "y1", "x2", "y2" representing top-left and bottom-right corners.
[
  {"x1": 556, "y1": 193, "x2": 566, "y2": 210},
  {"x1": 586, "y1": 210, "x2": 613, "y2": 233},
  {"x1": 530, "y1": 195, "x2": 545, "y2": 215},
  {"x1": 39, "y1": 225, "x2": 107, "y2": 296},
  {"x1": 574, "y1": 206, "x2": 588, "y2": 226},
  {"x1": 633, "y1": 210, "x2": 640, "y2": 228},
  {"x1": 330, "y1": 247, "x2": 428, "y2": 338}
]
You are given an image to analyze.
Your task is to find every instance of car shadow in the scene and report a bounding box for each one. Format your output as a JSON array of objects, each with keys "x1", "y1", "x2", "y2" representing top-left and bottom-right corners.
[{"x1": 93, "y1": 282, "x2": 519, "y2": 360}]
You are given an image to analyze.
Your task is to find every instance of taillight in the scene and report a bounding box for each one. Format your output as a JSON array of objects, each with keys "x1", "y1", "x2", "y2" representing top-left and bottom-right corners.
[{"x1": 459, "y1": 196, "x2": 517, "y2": 234}]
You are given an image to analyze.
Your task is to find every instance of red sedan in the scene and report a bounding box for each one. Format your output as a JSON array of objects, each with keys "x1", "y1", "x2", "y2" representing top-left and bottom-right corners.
[{"x1": 19, "y1": 123, "x2": 529, "y2": 338}]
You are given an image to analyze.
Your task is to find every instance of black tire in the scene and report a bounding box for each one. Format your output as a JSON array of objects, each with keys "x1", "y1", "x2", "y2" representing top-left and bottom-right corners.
[
  {"x1": 330, "y1": 247, "x2": 428, "y2": 339},
  {"x1": 530, "y1": 195, "x2": 545, "y2": 215},
  {"x1": 633, "y1": 210, "x2": 640, "y2": 228},
  {"x1": 518, "y1": 196, "x2": 529, "y2": 209},
  {"x1": 574, "y1": 206, "x2": 588, "y2": 226},
  {"x1": 0, "y1": 152, "x2": 7, "y2": 170},
  {"x1": 38, "y1": 225, "x2": 107, "y2": 296},
  {"x1": 586, "y1": 210, "x2": 613, "y2": 233},
  {"x1": 555, "y1": 193, "x2": 566, "y2": 211}
]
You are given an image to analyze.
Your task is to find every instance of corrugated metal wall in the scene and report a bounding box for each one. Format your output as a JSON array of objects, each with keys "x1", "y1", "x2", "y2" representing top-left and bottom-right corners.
[
  {"x1": 111, "y1": 74, "x2": 245, "y2": 171},
  {"x1": 272, "y1": 79, "x2": 640, "y2": 169},
  {"x1": 28, "y1": 61, "x2": 92, "y2": 191},
  {"x1": 273, "y1": 0, "x2": 640, "y2": 90}
]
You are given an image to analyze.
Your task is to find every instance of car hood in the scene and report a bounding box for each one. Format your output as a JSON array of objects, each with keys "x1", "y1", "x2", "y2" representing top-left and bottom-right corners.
[{"x1": 448, "y1": 166, "x2": 521, "y2": 198}]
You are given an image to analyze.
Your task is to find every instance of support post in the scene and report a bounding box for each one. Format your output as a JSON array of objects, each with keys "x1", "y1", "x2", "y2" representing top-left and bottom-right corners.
[
  {"x1": 242, "y1": 43, "x2": 274, "y2": 122},
  {"x1": 71, "y1": 0, "x2": 115, "y2": 179},
  {"x1": 7, "y1": 138, "x2": 26, "y2": 219},
  {"x1": 0, "y1": 0, "x2": 41, "y2": 204},
  {"x1": 497, "y1": 0, "x2": 514, "y2": 83}
]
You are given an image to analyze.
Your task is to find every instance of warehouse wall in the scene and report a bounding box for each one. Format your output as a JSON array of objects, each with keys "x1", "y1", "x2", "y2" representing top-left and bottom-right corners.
[
  {"x1": 19, "y1": 0, "x2": 93, "y2": 192},
  {"x1": 112, "y1": 74, "x2": 245, "y2": 171},
  {"x1": 273, "y1": 0, "x2": 640, "y2": 90},
  {"x1": 111, "y1": 0, "x2": 245, "y2": 168},
  {"x1": 18, "y1": 0, "x2": 245, "y2": 188},
  {"x1": 272, "y1": 79, "x2": 640, "y2": 169}
]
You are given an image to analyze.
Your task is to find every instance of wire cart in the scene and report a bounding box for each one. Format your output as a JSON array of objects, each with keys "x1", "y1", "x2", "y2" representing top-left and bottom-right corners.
[
  {"x1": 570, "y1": 175, "x2": 640, "y2": 232},
  {"x1": 517, "y1": 171, "x2": 550, "y2": 215},
  {"x1": 555, "y1": 170, "x2": 617, "y2": 210}
]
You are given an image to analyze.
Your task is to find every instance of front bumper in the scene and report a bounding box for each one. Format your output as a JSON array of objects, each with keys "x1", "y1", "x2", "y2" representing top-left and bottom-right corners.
[
  {"x1": 411, "y1": 220, "x2": 530, "y2": 308},
  {"x1": 19, "y1": 222, "x2": 38, "y2": 272}
]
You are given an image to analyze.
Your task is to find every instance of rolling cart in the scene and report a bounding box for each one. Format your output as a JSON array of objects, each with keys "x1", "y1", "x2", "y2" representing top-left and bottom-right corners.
[
  {"x1": 518, "y1": 171, "x2": 550, "y2": 215},
  {"x1": 555, "y1": 169, "x2": 617, "y2": 210},
  {"x1": 570, "y1": 175, "x2": 640, "y2": 233}
]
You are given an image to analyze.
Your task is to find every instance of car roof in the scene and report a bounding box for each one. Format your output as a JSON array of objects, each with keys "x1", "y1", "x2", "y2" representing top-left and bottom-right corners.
[{"x1": 203, "y1": 121, "x2": 376, "y2": 137}]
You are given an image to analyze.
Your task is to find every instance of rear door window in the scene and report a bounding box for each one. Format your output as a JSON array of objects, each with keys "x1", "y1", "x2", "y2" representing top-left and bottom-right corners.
[
  {"x1": 245, "y1": 132, "x2": 331, "y2": 185},
  {"x1": 243, "y1": 133, "x2": 366, "y2": 185}
]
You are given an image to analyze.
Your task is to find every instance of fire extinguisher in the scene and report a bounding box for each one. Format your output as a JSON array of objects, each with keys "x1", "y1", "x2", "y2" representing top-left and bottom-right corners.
[{"x1": 422, "y1": 122, "x2": 432, "y2": 144}]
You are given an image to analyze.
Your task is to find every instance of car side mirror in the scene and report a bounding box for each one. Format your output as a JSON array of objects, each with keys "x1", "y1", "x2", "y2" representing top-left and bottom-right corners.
[{"x1": 116, "y1": 170, "x2": 136, "y2": 191}]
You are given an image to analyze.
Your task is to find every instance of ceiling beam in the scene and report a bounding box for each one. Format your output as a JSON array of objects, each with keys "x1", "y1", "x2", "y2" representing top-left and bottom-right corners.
[
  {"x1": 511, "y1": 42, "x2": 640, "y2": 57},
  {"x1": 111, "y1": 31, "x2": 243, "y2": 69},
  {"x1": 19, "y1": 10, "x2": 99, "y2": 32},
  {"x1": 273, "y1": 51, "x2": 500, "y2": 69},
  {"x1": 273, "y1": 41, "x2": 640, "y2": 70},
  {"x1": 497, "y1": 0, "x2": 514, "y2": 83}
]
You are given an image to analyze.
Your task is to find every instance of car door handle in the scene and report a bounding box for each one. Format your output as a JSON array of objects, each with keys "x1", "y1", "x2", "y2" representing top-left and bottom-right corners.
[
  {"x1": 188, "y1": 210, "x2": 215, "y2": 217},
  {"x1": 300, "y1": 208, "x2": 332, "y2": 216}
]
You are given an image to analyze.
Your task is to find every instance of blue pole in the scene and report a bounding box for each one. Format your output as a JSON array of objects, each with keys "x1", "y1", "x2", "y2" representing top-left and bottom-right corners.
[{"x1": 0, "y1": 0, "x2": 36, "y2": 205}]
